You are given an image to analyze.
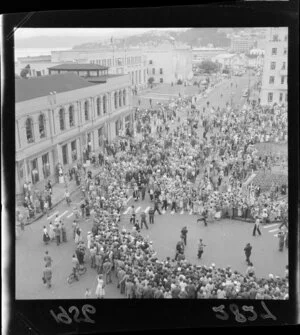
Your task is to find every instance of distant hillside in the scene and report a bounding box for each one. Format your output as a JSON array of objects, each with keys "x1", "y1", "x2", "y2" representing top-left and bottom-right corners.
[{"x1": 72, "y1": 28, "x2": 232, "y2": 49}]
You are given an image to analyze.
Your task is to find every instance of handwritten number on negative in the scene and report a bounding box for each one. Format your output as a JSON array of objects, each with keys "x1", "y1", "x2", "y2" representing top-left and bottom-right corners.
[
  {"x1": 260, "y1": 301, "x2": 277, "y2": 320},
  {"x1": 212, "y1": 305, "x2": 229, "y2": 320},
  {"x1": 242, "y1": 305, "x2": 257, "y2": 321},
  {"x1": 50, "y1": 305, "x2": 96, "y2": 324}
]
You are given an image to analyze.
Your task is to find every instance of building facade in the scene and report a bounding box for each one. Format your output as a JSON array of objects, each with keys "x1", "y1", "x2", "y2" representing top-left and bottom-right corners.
[
  {"x1": 145, "y1": 48, "x2": 193, "y2": 84},
  {"x1": 15, "y1": 73, "x2": 133, "y2": 199},
  {"x1": 51, "y1": 48, "x2": 148, "y2": 91},
  {"x1": 192, "y1": 47, "x2": 226, "y2": 65},
  {"x1": 260, "y1": 27, "x2": 288, "y2": 105},
  {"x1": 15, "y1": 55, "x2": 54, "y2": 78},
  {"x1": 230, "y1": 36, "x2": 255, "y2": 53}
]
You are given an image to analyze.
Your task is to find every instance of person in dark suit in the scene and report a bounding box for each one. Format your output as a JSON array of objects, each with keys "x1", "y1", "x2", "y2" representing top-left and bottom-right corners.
[
  {"x1": 148, "y1": 208, "x2": 154, "y2": 224},
  {"x1": 181, "y1": 227, "x2": 188, "y2": 246},
  {"x1": 153, "y1": 199, "x2": 162, "y2": 215},
  {"x1": 244, "y1": 243, "x2": 252, "y2": 265}
]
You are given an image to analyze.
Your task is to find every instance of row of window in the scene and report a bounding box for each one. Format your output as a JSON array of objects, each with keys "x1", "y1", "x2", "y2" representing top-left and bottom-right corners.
[
  {"x1": 150, "y1": 68, "x2": 163, "y2": 75},
  {"x1": 267, "y1": 92, "x2": 288, "y2": 103},
  {"x1": 269, "y1": 75, "x2": 286, "y2": 85},
  {"x1": 24, "y1": 90, "x2": 127, "y2": 144},
  {"x1": 90, "y1": 56, "x2": 142, "y2": 67},
  {"x1": 270, "y1": 61, "x2": 286, "y2": 70},
  {"x1": 271, "y1": 47, "x2": 287, "y2": 56},
  {"x1": 272, "y1": 34, "x2": 288, "y2": 42}
]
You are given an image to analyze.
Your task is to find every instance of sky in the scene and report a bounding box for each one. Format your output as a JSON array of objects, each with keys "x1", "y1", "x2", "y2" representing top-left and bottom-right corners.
[{"x1": 15, "y1": 28, "x2": 189, "y2": 40}]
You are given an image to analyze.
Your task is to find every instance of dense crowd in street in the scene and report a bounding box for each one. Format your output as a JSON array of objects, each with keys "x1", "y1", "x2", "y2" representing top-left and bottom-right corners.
[{"x1": 37, "y1": 93, "x2": 290, "y2": 299}]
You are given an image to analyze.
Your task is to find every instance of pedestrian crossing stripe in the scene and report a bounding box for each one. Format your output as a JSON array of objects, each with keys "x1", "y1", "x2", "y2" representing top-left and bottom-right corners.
[
  {"x1": 263, "y1": 223, "x2": 279, "y2": 229},
  {"x1": 145, "y1": 206, "x2": 151, "y2": 213},
  {"x1": 67, "y1": 213, "x2": 74, "y2": 218},
  {"x1": 135, "y1": 207, "x2": 141, "y2": 213},
  {"x1": 47, "y1": 211, "x2": 59, "y2": 220},
  {"x1": 269, "y1": 228, "x2": 279, "y2": 233},
  {"x1": 123, "y1": 207, "x2": 131, "y2": 215},
  {"x1": 126, "y1": 196, "x2": 132, "y2": 204},
  {"x1": 58, "y1": 210, "x2": 68, "y2": 220}
]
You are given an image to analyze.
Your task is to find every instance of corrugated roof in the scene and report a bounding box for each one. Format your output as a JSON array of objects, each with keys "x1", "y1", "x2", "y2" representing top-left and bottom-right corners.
[
  {"x1": 48, "y1": 63, "x2": 109, "y2": 71},
  {"x1": 15, "y1": 73, "x2": 97, "y2": 103}
]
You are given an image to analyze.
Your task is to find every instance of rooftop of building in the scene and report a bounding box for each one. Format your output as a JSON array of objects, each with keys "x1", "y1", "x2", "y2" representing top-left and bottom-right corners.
[
  {"x1": 48, "y1": 63, "x2": 109, "y2": 71},
  {"x1": 214, "y1": 53, "x2": 237, "y2": 59},
  {"x1": 15, "y1": 73, "x2": 97, "y2": 103}
]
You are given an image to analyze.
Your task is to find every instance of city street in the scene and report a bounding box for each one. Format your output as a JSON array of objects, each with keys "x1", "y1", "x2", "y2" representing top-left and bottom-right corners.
[
  {"x1": 133, "y1": 73, "x2": 256, "y2": 111},
  {"x1": 15, "y1": 74, "x2": 288, "y2": 300}
]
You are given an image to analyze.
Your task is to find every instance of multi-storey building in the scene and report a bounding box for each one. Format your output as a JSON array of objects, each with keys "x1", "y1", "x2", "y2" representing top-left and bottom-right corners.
[
  {"x1": 145, "y1": 47, "x2": 193, "y2": 84},
  {"x1": 260, "y1": 27, "x2": 288, "y2": 105},
  {"x1": 51, "y1": 48, "x2": 148, "y2": 91},
  {"x1": 230, "y1": 36, "x2": 255, "y2": 53},
  {"x1": 15, "y1": 73, "x2": 133, "y2": 200}
]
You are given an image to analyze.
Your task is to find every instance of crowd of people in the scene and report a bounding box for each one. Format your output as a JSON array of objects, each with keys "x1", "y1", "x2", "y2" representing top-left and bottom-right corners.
[{"x1": 39, "y1": 94, "x2": 288, "y2": 299}]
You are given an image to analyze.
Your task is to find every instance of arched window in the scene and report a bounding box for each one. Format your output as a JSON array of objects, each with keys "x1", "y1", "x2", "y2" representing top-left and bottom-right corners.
[
  {"x1": 119, "y1": 90, "x2": 122, "y2": 107},
  {"x1": 59, "y1": 108, "x2": 65, "y2": 130},
  {"x1": 114, "y1": 92, "x2": 118, "y2": 109},
  {"x1": 84, "y1": 100, "x2": 89, "y2": 121},
  {"x1": 103, "y1": 95, "x2": 107, "y2": 114},
  {"x1": 25, "y1": 118, "x2": 34, "y2": 143},
  {"x1": 38, "y1": 114, "x2": 46, "y2": 138},
  {"x1": 69, "y1": 105, "x2": 75, "y2": 127},
  {"x1": 123, "y1": 89, "x2": 126, "y2": 106},
  {"x1": 96, "y1": 97, "x2": 101, "y2": 116}
]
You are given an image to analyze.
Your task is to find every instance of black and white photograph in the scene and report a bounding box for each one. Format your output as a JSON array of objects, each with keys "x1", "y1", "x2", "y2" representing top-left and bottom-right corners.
[{"x1": 13, "y1": 26, "x2": 290, "y2": 300}]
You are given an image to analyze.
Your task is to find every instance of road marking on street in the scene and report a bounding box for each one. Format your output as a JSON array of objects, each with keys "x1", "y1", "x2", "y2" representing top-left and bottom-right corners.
[
  {"x1": 58, "y1": 210, "x2": 68, "y2": 220},
  {"x1": 263, "y1": 224, "x2": 279, "y2": 229},
  {"x1": 67, "y1": 213, "x2": 74, "y2": 218},
  {"x1": 274, "y1": 234, "x2": 278, "y2": 237},
  {"x1": 123, "y1": 207, "x2": 131, "y2": 215},
  {"x1": 145, "y1": 206, "x2": 151, "y2": 213},
  {"x1": 269, "y1": 228, "x2": 279, "y2": 233},
  {"x1": 135, "y1": 207, "x2": 141, "y2": 213},
  {"x1": 126, "y1": 196, "x2": 132, "y2": 203},
  {"x1": 47, "y1": 211, "x2": 59, "y2": 220}
]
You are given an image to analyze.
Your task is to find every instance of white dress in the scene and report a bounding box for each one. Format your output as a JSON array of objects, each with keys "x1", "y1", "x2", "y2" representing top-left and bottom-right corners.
[{"x1": 95, "y1": 278, "x2": 105, "y2": 297}]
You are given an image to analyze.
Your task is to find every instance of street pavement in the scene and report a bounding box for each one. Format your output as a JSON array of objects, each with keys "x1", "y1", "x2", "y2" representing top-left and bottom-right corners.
[{"x1": 16, "y1": 73, "x2": 288, "y2": 299}]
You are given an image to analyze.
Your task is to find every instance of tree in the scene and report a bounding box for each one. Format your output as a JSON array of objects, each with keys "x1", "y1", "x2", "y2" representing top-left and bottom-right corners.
[
  {"x1": 20, "y1": 64, "x2": 31, "y2": 79},
  {"x1": 199, "y1": 60, "x2": 220, "y2": 74},
  {"x1": 148, "y1": 77, "x2": 155, "y2": 85}
]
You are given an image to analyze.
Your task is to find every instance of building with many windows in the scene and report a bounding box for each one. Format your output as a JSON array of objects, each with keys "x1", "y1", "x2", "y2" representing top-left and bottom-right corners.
[
  {"x1": 230, "y1": 36, "x2": 255, "y2": 53},
  {"x1": 15, "y1": 73, "x2": 133, "y2": 200},
  {"x1": 260, "y1": 27, "x2": 288, "y2": 105},
  {"x1": 145, "y1": 47, "x2": 193, "y2": 84},
  {"x1": 51, "y1": 48, "x2": 147, "y2": 91}
]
